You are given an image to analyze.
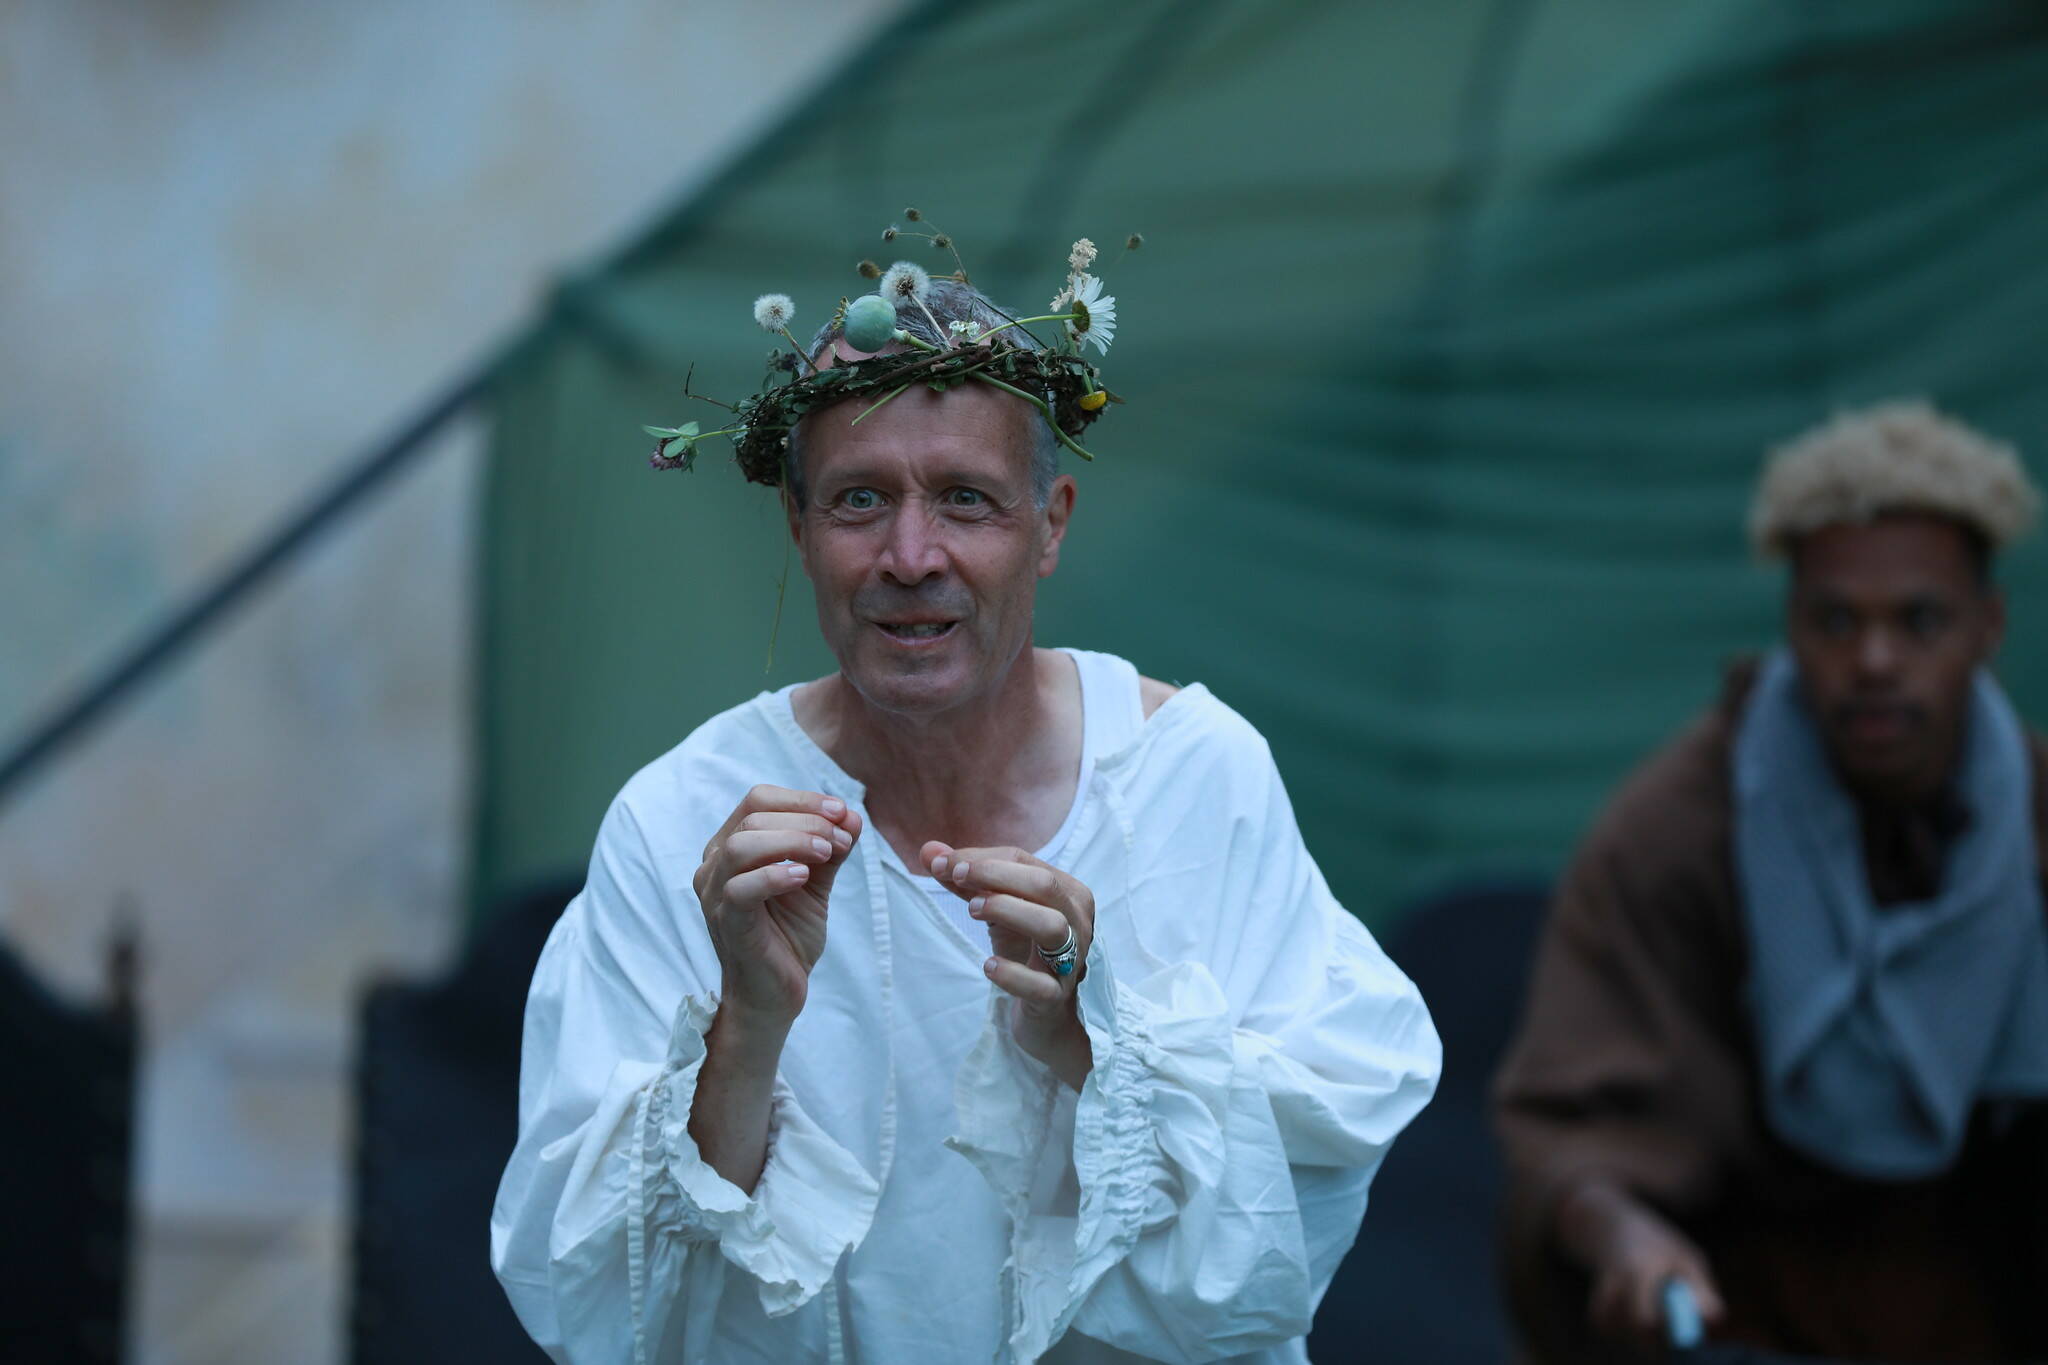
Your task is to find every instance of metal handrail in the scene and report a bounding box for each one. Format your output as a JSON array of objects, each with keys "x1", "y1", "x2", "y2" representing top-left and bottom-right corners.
[{"x1": 0, "y1": 356, "x2": 497, "y2": 811}]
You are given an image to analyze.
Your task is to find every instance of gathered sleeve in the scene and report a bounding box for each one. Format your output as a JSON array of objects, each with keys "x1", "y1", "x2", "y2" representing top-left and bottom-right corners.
[
  {"x1": 489, "y1": 793, "x2": 880, "y2": 1365},
  {"x1": 949, "y1": 709, "x2": 1442, "y2": 1364}
]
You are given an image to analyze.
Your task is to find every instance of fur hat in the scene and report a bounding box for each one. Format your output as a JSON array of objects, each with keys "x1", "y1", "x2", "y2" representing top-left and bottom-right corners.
[{"x1": 1749, "y1": 399, "x2": 2039, "y2": 559}]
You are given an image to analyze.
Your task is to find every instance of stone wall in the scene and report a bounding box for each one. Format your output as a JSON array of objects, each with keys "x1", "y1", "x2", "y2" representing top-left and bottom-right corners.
[{"x1": 0, "y1": 3, "x2": 900, "y2": 1360}]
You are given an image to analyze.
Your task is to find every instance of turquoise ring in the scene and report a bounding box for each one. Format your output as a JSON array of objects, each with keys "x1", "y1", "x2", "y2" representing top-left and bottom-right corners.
[{"x1": 1036, "y1": 925, "x2": 1081, "y2": 978}]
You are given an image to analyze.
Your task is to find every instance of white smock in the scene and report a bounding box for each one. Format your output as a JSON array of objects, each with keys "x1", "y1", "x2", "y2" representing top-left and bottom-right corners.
[{"x1": 490, "y1": 649, "x2": 1441, "y2": 1365}]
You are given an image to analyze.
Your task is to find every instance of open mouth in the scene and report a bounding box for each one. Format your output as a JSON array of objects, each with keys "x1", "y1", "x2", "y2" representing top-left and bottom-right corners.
[{"x1": 875, "y1": 620, "x2": 958, "y2": 643}]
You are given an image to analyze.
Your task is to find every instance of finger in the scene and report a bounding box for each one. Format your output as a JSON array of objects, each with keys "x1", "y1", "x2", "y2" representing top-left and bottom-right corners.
[
  {"x1": 969, "y1": 893, "x2": 1070, "y2": 951},
  {"x1": 1684, "y1": 1267, "x2": 1726, "y2": 1324},
  {"x1": 951, "y1": 857, "x2": 1093, "y2": 958},
  {"x1": 724, "y1": 859, "x2": 811, "y2": 905},
  {"x1": 1631, "y1": 1274, "x2": 1665, "y2": 1342},
  {"x1": 953, "y1": 843, "x2": 1051, "y2": 871},
  {"x1": 1586, "y1": 1273, "x2": 1629, "y2": 1342},
  {"x1": 919, "y1": 840, "x2": 955, "y2": 876},
  {"x1": 1608, "y1": 1285, "x2": 1657, "y2": 1350},
  {"x1": 985, "y1": 956, "x2": 1064, "y2": 1004},
  {"x1": 715, "y1": 785, "x2": 849, "y2": 846},
  {"x1": 737, "y1": 811, "x2": 840, "y2": 834},
  {"x1": 806, "y1": 805, "x2": 863, "y2": 898},
  {"x1": 985, "y1": 922, "x2": 1035, "y2": 962},
  {"x1": 721, "y1": 829, "x2": 837, "y2": 877},
  {"x1": 737, "y1": 806, "x2": 847, "y2": 847},
  {"x1": 946, "y1": 852, "x2": 1074, "y2": 914},
  {"x1": 738, "y1": 811, "x2": 854, "y2": 851},
  {"x1": 936, "y1": 844, "x2": 1033, "y2": 873}
]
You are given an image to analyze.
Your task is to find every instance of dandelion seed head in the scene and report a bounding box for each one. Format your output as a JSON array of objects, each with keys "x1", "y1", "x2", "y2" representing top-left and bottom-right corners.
[
  {"x1": 879, "y1": 260, "x2": 932, "y2": 305},
  {"x1": 752, "y1": 293, "x2": 796, "y2": 333}
]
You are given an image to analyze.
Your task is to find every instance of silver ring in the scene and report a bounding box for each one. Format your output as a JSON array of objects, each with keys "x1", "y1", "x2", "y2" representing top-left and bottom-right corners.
[{"x1": 1036, "y1": 924, "x2": 1080, "y2": 977}]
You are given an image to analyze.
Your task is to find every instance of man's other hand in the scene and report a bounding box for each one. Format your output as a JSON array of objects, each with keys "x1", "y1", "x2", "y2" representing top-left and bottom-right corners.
[
  {"x1": 693, "y1": 784, "x2": 861, "y2": 1030},
  {"x1": 1558, "y1": 1177, "x2": 1726, "y2": 1351},
  {"x1": 921, "y1": 842, "x2": 1095, "y2": 1090}
]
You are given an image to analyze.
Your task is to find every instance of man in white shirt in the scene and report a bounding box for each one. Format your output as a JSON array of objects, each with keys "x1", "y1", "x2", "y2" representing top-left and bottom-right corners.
[{"x1": 491, "y1": 267, "x2": 1441, "y2": 1364}]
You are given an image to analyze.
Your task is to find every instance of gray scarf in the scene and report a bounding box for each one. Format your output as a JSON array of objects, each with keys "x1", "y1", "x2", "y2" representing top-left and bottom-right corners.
[{"x1": 1734, "y1": 649, "x2": 2048, "y2": 1179}]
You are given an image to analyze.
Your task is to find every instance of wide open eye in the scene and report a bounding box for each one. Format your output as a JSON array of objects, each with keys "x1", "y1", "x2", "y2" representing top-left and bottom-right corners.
[{"x1": 842, "y1": 488, "x2": 880, "y2": 511}]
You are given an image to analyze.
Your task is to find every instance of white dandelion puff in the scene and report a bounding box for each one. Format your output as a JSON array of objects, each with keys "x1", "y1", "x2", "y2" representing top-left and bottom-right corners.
[
  {"x1": 1067, "y1": 274, "x2": 1117, "y2": 354},
  {"x1": 752, "y1": 293, "x2": 796, "y2": 333},
  {"x1": 879, "y1": 260, "x2": 931, "y2": 305}
]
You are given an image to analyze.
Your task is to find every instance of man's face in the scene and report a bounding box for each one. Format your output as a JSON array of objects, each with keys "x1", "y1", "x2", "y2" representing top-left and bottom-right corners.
[
  {"x1": 788, "y1": 382, "x2": 1075, "y2": 716},
  {"x1": 1786, "y1": 515, "x2": 2004, "y2": 800}
]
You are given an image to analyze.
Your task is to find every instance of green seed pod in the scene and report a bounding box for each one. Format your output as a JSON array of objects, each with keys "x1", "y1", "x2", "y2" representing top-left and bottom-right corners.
[{"x1": 843, "y1": 294, "x2": 898, "y2": 352}]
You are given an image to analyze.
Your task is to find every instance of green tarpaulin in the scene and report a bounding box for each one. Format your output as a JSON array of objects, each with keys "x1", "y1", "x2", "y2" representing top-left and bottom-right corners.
[{"x1": 473, "y1": 0, "x2": 2048, "y2": 928}]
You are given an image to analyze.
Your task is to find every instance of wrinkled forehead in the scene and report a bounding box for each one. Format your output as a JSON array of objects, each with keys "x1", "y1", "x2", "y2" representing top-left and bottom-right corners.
[{"x1": 797, "y1": 374, "x2": 1042, "y2": 488}]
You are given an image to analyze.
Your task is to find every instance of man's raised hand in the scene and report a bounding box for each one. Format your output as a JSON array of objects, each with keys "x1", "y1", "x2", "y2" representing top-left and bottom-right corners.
[
  {"x1": 694, "y1": 785, "x2": 861, "y2": 1030},
  {"x1": 921, "y1": 842, "x2": 1096, "y2": 1089}
]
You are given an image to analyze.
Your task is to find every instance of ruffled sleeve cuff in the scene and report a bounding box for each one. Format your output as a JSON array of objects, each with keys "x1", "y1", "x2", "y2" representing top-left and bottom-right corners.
[
  {"x1": 946, "y1": 984, "x2": 1064, "y2": 1208},
  {"x1": 637, "y1": 993, "x2": 881, "y2": 1318},
  {"x1": 1070, "y1": 948, "x2": 1236, "y2": 1285},
  {"x1": 947, "y1": 948, "x2": 1241, "y2": 1362}
]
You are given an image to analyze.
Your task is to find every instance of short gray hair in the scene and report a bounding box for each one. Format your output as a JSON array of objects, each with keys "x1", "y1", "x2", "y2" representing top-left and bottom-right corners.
[{"x1": 784, "y1": 277, "x2": 1060, "y2": 508}]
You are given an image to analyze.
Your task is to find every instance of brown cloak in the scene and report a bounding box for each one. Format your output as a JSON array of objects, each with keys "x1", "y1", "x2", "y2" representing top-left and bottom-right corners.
[{"x1": 1494, "y1": 664, "x2": 2048, "y2": 1362}]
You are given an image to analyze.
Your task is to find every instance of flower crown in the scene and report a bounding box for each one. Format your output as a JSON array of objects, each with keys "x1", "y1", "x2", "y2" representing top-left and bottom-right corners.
[{"x1": 645, "y1": 212, "x2": 1138, "y2": 488}]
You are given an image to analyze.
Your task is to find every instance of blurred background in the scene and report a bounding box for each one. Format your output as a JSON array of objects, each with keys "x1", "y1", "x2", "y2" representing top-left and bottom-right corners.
[{"x1": 4, "y1": 1, "x2": 2046, "y2": 1362}]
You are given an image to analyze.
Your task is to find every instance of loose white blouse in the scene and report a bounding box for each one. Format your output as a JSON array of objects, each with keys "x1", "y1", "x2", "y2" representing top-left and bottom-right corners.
[{"x1": 491, "y1": 651, "x2": 1440, "y2": 1364}]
